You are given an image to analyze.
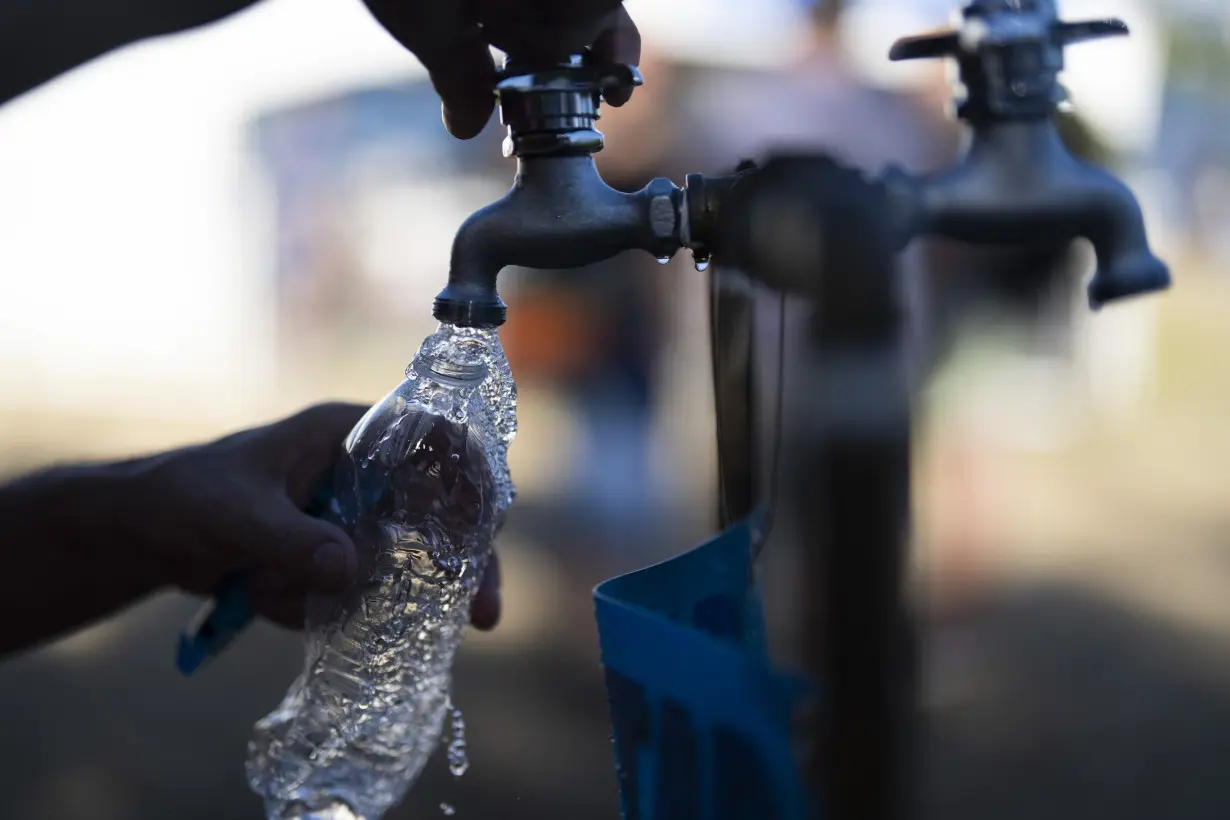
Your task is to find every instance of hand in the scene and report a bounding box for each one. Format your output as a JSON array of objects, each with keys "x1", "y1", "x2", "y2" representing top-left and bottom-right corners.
[
  {"x1": 0, "y1": 0, "x2": 259, "y2": 105},
  {"x1": 361, "y1": 0, "x2": 642, "y2": 138},
  {"x1": 3, "y1": 1, "x2": 638, "y2": 137},
  {"x1": 131, "y1": 403, "x2": 501, "y2": 631}
]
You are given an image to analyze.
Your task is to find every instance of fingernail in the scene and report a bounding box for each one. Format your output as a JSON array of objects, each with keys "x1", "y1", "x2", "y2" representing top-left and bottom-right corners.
[{"x1": 310, "y1": 542, "x2": 351, "y2": 592}]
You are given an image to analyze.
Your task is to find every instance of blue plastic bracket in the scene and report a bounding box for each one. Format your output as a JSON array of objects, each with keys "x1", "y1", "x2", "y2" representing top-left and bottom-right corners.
[{"x1": 594, "y1": 513, "x2": 819, "y2": 819}]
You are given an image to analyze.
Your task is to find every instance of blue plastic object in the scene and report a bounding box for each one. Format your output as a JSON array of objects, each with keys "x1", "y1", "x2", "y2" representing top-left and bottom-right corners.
[
  {"x1": 594, "y1": 514, "x2": 819, "y2": 820},
  {"x1": 175, "y1": 574, "x2": 254, "y2": 675},
  {"x1": 175, "y1": 479, "x2": 336, "y2": 676}
]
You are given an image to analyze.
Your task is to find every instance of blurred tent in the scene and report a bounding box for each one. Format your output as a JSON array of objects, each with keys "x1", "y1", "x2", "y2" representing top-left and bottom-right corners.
[
  {"x1": 1062, "y1": 0, "x2": 1167, "y2": 158},
  {"x1": 624, "y1": 0, "x2": 812, "y2": 66},
  {"x1": 0, "y1": 0, "x2": 426, "y2": 426},
  {"x1": 629, "y1": 0, "x2": 1166, "y2": 159}
]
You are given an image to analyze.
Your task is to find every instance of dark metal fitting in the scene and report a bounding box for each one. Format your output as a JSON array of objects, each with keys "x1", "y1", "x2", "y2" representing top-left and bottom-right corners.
[
  {"x1": 495, "y1": 54, "x2": 642, "y2": 158},
  {"x1": 682, "y1": 162, "x2": 758, "y2": 262}
]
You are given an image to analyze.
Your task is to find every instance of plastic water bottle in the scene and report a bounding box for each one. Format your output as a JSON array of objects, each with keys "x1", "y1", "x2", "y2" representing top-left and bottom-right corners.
[{"x1": 246, "y1": 324, "x2": 516, "y2": 820}]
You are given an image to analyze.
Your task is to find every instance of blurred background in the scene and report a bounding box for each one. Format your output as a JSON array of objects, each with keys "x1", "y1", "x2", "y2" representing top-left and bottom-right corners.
[{"x1": 1, "y1": 0, "x2": 1229, "y2": 817}]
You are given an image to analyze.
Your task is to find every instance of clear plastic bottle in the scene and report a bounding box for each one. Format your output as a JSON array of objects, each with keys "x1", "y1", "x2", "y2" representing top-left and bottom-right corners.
[{"x1": 246, "y1": 324, "x2": 517, "y2": 820}]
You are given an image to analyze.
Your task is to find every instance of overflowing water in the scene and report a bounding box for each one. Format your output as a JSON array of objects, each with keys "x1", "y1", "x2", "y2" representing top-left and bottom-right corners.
[{"x1": 246, "y1": 324, "x2": 517, "y2": 820}]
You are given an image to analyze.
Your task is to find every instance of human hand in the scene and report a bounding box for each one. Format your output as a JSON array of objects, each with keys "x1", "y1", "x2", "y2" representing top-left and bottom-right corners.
[
  {"x1": 2, "y1": 0, "x2": 638, "y2": 135},
  {"x1": 132, "y1": 403, "x2": 501, "y2": 631},
  {"x1": 361, "y1": 0, "x2": 642, "y2": 138},
  {"x1": 164, "y1": 0, "x2": 640, "y2": 143}
]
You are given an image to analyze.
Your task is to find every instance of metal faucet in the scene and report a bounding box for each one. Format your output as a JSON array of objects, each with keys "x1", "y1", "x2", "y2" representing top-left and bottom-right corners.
[
  {"x1": 880, "y1": 0, "x2": 1170, "y2": 309},
  {"x1": 432, "y1": 54, "x2": 686, "y2": 328}
]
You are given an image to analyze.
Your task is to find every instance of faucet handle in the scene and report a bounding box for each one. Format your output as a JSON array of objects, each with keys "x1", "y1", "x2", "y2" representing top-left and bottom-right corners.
[
  {"x1": 496, "y1": 57, "x2": 642, "y2": 97},
  {"x1": 889, "y1": 15, "x2": 1127, "y2": 61},
  {"x1": 890, "y1": 1, "x2": 1131, "y2": 122},
  {"x1": 887, "y1": 32, "x2": 960, "y2": 63},
  {"x1": 494, "y1": 54, "x2": 643, "y2": 158},
  {"x1": 1055, "y1": 19, "x2": 1129, "y2": 47}
]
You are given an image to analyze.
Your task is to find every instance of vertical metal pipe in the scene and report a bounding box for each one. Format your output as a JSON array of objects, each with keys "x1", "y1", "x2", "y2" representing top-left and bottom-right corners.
[
  {"x1": 734, "y1": 157, "x2": 912, "y2": 819},
  {"x1": 708, "y1": 267, "x2": 760, "y2": 529},
  {"x1": 803, "y1": 212, "x2": 912, "y2": 820},
  {"x1": 795, "y1": 318, "x2": 913, "y2": 820},
  {"x1": 690, "y1": 155, "x2": 916, "y2": 819}
]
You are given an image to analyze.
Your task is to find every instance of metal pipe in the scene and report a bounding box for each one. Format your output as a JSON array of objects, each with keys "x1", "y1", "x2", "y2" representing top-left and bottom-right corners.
[{"x1": 709, "y1": 155, "x2": 915, "y2": 820}]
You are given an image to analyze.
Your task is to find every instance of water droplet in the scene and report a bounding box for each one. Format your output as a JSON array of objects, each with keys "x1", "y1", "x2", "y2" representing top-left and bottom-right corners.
[
  {"x1": 447, "y1": 704, "x2": 469, "y2": 777},
  {"x1": 656, "y1": 256, "x2": 671, "y2": 266},
  {"x1": 440, "y1": 803, "x2": 456, "y2": 816},
  {"x1": 694, "y1": 259, "x2": 710, "y2": 272}
]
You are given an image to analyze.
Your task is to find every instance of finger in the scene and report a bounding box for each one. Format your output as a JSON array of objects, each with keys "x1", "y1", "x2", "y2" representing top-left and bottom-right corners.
[
  {"x1": 591, "y1": 7, "x2": 641, "y2": 107},
  {"x1": 250, "y1": 502, "x2": 358, "y2": 595},
  {"x1": 429, "y1": 33, "x2": 499, "y2": 140},
  {"x1": 250, "y1": 591, "x2": 306, "y2": 631},
  {"x1": 361, "y1": 0, "x2": 496, "y2": 139},
  {"x1": 247, "y1": 567, "x2": 292, "y2": 598},
  {"x1": 469, "y1": 551, "x2": 501, "y2": 631},
  {"x1": 265, "y1": 402, "x2": 369, "y2": 505}
]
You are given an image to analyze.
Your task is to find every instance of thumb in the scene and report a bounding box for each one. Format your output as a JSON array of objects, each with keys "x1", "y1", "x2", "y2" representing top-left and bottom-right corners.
[
  {"x1": 257, "y1": 500, "x2": 358, "y2": 595},
  {"x1": 265, "y1": 402, "x2": 369, "y2": 507},
  {"x1": 361, "y1": 0, "x2": 497, "y2": 139},
  {"x1": 425, "y1": 30, "x2": 499, "y2": 141}
]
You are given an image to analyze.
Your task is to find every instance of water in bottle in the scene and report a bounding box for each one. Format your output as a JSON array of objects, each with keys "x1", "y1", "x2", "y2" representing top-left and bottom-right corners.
[{"x1": 245, "y1": 323, "x2": 517, "y2": 820}]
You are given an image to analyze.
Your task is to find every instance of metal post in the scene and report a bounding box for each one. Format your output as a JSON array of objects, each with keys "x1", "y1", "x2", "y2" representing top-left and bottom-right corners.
[
  {"x1": 710, "y1": 156, "x2": 915, "y2": 820},
  {"x1": 709, "y1": 266, "x2": 760, "y2": 529}
]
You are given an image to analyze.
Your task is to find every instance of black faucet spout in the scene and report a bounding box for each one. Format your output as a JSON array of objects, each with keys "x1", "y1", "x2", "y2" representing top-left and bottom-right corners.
[
  {"x1": 433, "y1": 155, "x2": 682, "y2": 327},
  {"x1": 884, "y1": 119, "x2": 1169, "y2": 309},
  {"x1": 432, "y1": 54, "x2": 682, "y2": 328}
]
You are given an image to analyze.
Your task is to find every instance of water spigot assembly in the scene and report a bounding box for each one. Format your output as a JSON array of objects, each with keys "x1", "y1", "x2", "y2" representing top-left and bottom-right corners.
[
  {"x1": 879, "y1": 0, "x2": 1170, "y2": 310},
  {"x1": 432, "y1": 53, "x2": 686, "y2": 328},
  {"x1": 433, "y1": 0, "x2": 1171, "y2": 321}
]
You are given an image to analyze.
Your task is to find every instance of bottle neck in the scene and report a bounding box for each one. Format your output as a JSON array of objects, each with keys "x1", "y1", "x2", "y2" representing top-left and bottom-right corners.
[
  {"x1": 410, "y1": 328, "x2": 494, "y2": 387},
  {"x1": 413, "y1": 355, "x2": 489, "y2": 386}
]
